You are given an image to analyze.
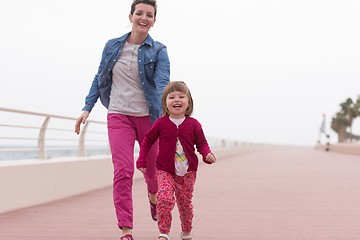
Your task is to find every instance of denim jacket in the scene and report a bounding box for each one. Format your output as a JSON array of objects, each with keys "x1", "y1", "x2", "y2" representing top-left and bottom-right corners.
[{"x1": 82, "y1": 32, "x2": 170, "y2": 124}]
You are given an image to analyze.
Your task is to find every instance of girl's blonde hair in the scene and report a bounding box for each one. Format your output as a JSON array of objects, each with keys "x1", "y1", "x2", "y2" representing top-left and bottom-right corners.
[{"x1": 161, "y1": 81, "x2": 194, "y2": 117}]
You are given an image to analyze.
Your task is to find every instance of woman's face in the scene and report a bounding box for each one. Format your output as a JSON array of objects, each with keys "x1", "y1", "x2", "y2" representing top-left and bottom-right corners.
[{"x1": 129, "y1": 3, "x2": 156, "y2": 34}]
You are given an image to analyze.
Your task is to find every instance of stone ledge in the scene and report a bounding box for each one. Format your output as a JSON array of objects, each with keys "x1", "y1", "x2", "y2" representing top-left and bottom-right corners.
[{"x1": 315, "y1": 143, "x2": 360, "y2": 156}]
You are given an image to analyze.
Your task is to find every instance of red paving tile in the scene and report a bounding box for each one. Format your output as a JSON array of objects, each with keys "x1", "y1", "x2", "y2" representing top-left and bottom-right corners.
[{"x1": 1, "y1": 146, "x2": 360, "y2": 239}]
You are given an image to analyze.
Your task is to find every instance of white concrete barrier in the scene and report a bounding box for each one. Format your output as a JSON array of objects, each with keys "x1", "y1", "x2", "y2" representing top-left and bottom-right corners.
[
  {"x1": 0, "y1": 156, "x2": 114, "y2": 214},
  {"x1": 0, "y1": 147, "x2": 261, "y2": 214}
]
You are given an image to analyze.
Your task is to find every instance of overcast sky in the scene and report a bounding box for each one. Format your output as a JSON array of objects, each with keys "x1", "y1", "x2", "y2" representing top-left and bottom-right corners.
[{"x1": 1, "y1": 0, "x2": 359, "y2": 146}]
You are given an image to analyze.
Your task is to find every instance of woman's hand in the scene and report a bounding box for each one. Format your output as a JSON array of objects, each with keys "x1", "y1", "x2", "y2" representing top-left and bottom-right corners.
[
  {"x1": 138, "y1": 168, "x2": 147, "y2": 173},
  {"x1": 206, "y1": 153, "x2": 216, "y2": 163},
  {"x1": 75, "y1": 111, "x2": 90, "y2": 135}
]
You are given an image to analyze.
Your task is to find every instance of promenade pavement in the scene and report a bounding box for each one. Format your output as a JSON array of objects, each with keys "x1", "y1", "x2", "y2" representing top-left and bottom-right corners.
[{"x1": 1, "y1": 146, "x2": 360, "y2": 239}]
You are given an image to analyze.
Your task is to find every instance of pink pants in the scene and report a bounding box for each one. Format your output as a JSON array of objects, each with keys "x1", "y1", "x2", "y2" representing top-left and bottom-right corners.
[
  {"x1": 156, "y1": 170, "x2": 197, "y2": 234},
  {"x1": 107, "y1": 114, "x2": 158, "y2": 229}
]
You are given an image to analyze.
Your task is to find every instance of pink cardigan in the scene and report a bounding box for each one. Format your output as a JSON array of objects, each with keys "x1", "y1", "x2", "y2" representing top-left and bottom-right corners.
[{"x1": 136, "y1": 115, "x2": 213, "y2": 175}]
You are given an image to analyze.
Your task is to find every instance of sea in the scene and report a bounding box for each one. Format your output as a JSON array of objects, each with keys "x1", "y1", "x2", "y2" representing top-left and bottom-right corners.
[{"x1": 0, "y1": 146, "x2": 140, "y2": 161}]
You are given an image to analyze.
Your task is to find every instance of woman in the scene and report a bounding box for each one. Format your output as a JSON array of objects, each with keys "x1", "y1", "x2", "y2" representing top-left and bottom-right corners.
[{"x1": 75, "y1": 1, "x2": 170, "y2": 239}]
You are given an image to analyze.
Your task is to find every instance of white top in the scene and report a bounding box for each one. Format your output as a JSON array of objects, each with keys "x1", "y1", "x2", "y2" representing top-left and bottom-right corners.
[
  {"x1": 169, "y1": 117, "x2": 185, "y2": 127},
  {"x1": 170, "y1": 117, "x2": 189, "y2": 176},
  {"x1": 108, "y1": 41, "x2": 149, "y2": 116}
]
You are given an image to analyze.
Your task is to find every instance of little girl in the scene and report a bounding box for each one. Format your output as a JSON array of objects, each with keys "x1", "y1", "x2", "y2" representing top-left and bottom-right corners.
[{"x1": 136, "y1": 81, "x2": 216, "y2": 240}]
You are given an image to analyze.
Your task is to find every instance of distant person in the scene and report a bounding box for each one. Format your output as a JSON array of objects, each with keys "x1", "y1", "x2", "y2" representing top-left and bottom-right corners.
[
  {"x1": 75, "y1": 0, "x2": 170, "y2": 239},
  {"x1": 136, "y1": 81, "x2": 216, "y2": 240}
]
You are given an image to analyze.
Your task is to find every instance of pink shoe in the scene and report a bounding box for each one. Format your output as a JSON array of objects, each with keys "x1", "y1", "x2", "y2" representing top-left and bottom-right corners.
[
  {"x1": 120, "y1": 234, "x2": 134, "y2": 240},
  {"x1": 149, "y1": 196, "x2": 157, "y2": 221}
]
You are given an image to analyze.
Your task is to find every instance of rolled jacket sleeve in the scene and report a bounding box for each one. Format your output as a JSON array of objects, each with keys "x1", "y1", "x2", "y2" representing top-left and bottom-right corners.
[{"x1": 82, "y1": 41, "x2": 110, "y2": 112}]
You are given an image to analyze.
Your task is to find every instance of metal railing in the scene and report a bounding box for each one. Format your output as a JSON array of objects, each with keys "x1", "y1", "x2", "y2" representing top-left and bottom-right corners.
[
  {"x1": 0, "y1": 107, "x2": 265, "y2": 161},
  {"x1": 0, "y1": 107, "x2": 109, "y2": 160}
]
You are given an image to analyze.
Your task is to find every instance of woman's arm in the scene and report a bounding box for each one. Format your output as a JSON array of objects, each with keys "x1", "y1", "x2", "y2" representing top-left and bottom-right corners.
[
  {"x1": 154, "y1": 45, "x2": 170, "y2": 95},
  {"x1": 82, "y1": 41, "x2": 110, "y2": 112},
  {"x1": 75, "y1": 110, "x2": 90, "y2": 135},
  {"x1": 76, "y1": 41, "x2": 111, "y2": 134}
]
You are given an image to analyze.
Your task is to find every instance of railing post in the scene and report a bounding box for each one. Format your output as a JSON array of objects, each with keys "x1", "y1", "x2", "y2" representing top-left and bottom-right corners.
[
  {"x1": 38, "y1": 117, "x2": 50, "y2": 159},
  {"x1": 221, "y1": 139, "x2": 226, "y2": 148},
  {"x1": 79, "y1": 122, "x2": 89, "y2": 156},
  {"x1": 107, "y1": 142, "x2": 111, "y2": 155}
]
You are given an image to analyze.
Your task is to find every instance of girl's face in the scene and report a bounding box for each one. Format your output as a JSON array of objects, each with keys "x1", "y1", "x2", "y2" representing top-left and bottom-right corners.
[
  {"x1": 166, "y1": 91, "x2": 189, "y2": 119},
  {"x1": 129, "y1": 3, "x2": 156, "y2": 34}
]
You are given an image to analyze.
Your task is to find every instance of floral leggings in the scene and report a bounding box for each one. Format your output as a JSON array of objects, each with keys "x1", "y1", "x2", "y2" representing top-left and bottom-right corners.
[{"x1": 156, "y1": 169, "x2": 197, "y2": 234}]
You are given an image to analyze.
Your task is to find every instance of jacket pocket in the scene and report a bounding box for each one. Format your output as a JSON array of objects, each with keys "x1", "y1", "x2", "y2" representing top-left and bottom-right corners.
[{"x1": 144, "y1": 59, "x2": 156, "y2": 80}]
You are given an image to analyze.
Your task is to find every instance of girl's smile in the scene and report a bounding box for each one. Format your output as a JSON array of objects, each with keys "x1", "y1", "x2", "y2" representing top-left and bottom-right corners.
[{"x1": 166, "y1": 91, "x2": 189, "y2": 119}]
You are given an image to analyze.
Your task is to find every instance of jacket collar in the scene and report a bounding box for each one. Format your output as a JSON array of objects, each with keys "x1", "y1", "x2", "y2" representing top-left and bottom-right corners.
[{"x1": 116, "y1": 32, "x2": 153, "y2": 47}]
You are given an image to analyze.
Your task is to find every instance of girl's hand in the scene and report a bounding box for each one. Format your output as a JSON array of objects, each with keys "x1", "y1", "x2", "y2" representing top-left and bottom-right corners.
[
  {"x1": 138, "y1": 168, "x2": 147, "y2": 173},
  {"x1": 75, "y1": 111, "x2": 90, "y2": 135},
  {"x1": 206, "y1": 153, "x2": 216, "y2": 163}
]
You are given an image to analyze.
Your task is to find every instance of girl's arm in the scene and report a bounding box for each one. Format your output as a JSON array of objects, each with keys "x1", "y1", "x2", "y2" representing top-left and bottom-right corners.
[
  {"x1": 205, "y1": 152, "x2": 216, "y2": 163},
  {"x1": 194, "y1": 121, "x2": 216, "y2": 164},
  {"x1": 136, "y1": 120, "x2": 160, "y2": 171}
]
